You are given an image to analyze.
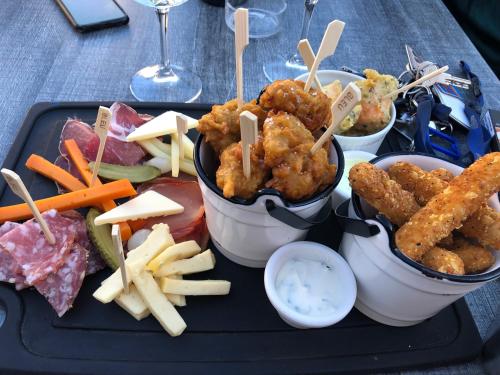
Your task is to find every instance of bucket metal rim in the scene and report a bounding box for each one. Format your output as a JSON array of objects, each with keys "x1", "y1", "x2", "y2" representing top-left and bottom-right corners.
[
  {"x1": 194, "y1": 133, "x2": 345, "y2": 208},
  {"x1": 348, "y1": 151, "x2": 500, "y2": 284}
]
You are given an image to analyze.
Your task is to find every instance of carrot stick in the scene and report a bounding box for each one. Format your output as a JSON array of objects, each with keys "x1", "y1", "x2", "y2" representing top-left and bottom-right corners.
[
  {"x1": 26, "y1": 154, "x2": 88, "y2": 192},
  {"x1": 0, "y1": 179, "x2": 136, "y2": 223},
  {"x1": 64, "y1": 139, "x2": 132, "y2": 240}
]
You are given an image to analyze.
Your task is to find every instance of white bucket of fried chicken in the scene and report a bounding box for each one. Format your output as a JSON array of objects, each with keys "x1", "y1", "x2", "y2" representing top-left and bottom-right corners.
[
  {"x1": 296, "y1": 70, "x2": 396, "y2": 154},
  {"x1": 194, "y1": 134, "x2": 344, "y2": 268},
  {"x1": 337, "y1": 152, "x2": 500, "y2": 326}
]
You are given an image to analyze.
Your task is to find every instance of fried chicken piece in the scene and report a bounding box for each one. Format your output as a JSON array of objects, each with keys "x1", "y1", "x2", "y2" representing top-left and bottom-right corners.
[
  {"x1": 263, "y1": 112, "x2": 336, "y2": 201},
  {"x1": 430, "y1": 168, "x2": 455, "y2": 182},
  {"x1": 389, "y1": 161, "x2": 500, "y2": 249},
  {"x1": 216, "y1": 134, "x2": 270, "y2": 199},
  {"x1": 450, "y1": 237, "x2": 495, "y2": 274},
  {"x1": 422, "y1": 247, "x2": 465, "y2": 275},
  {"x1": 348, "y1": 69, "x2": 398, "y2": 135},
  {"x1": 258, "y1": 80, "x2": 332, "y2": 133},
  {"x1": 348, "y1": 162, "x2": 420, "y2": 226},
  {"x1": 395, "y1": 153, "x2": 500, "y2": 262},
  {"x1": 197, "y1": 99, "x2": 267, "y2": 154}
]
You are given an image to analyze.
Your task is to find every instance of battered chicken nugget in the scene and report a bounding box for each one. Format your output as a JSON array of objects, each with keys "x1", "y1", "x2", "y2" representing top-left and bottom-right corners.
[
  {"x1": 451, "y1": 237, "x2": 495, "y2": 274},
  {"x1": 197, "y1": 99, "x2": 267, "y2": 154},
  {"x1": 263, "y1": 112, "x2": 336, "y2": 201},
  {"x1": 347, "y1": 69, "x2": 398, "y2": 135},
  {"x1": 258, "y1": 80, "x2": 332, "y2": 133},
  {"x1": 216, "y1": 135, "x2": 270, "y2": 199},
  {"x1": 430, "y1": 168, "x2": 454, "y2": 182},
  {"x1": 421, "y1": 247, "x2": 465, "y2": 275},
  {"x1": 389, "y1": 161, "x2": 500, "y2": 249},
  {"x1": 348, "y1": 162, "x2": 420, "y2": 226},
  {"x1": 395, "y1": 153, "x2": 500, "y2": 261}
]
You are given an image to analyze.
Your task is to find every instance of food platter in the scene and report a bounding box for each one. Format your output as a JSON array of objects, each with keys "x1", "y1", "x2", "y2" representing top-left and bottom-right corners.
[{"x1": 0, "y1": 102, "x2": 483, "y2": 375}]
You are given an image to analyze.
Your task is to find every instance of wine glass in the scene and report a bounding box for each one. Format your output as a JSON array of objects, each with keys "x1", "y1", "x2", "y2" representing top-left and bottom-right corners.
[
  {"x1": 130, "y1": 0, "x2": 202, "y2": 103},
  {"x1": 263, "y1": 0, "x2": 319, "y2": 82}
]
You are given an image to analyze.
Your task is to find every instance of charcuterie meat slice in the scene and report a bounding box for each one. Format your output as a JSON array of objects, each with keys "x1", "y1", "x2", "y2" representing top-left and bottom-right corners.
[
  {"x1": 0, "y1": 210, "x2": 76, "y2": 285},
  {"x1": 0, "y1": 221, "x2": 27, "y2": 289},
  {"x1": 34, "y1": 243, "x2": 88, "y2": 317}
]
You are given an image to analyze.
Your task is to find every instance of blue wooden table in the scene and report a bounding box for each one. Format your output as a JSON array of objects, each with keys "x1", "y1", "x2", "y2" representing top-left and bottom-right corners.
[{"x1": 0, "y1": 0, "x2": 498, "y2": 373}]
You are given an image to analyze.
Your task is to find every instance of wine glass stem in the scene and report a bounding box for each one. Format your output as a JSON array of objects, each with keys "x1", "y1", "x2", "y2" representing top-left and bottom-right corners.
[
  {"x1": 289, "y1": 0, "x2": 318, "y2": 64},
  {"x1": 156, "y1": 7, "x2": 172, "y2": 75}
]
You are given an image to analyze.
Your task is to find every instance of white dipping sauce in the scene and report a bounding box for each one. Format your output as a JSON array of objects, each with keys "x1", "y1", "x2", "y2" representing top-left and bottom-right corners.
[{"x1": 275, "y1": 258, "x2": 340, "y2": 317}]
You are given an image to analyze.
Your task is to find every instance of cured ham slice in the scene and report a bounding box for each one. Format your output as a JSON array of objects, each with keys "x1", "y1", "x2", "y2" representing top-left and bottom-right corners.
[
  {"x1": 34, "y1": 243, "x2": 88, "y2": 317},
  {"x1": 0, "y1": 210, "x2": 76, "y2": 285},
  {"x1": 59, "y1": 103, "x2": 148, "y2": 166},
  {"x1": 135, "y1": 177, "x2": 209, "y2": 249}
]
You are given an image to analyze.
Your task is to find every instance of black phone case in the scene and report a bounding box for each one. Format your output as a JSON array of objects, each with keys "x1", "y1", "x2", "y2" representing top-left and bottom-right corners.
[{"x1": 55, "y1": 0, "x2": 129, "y2": 33}]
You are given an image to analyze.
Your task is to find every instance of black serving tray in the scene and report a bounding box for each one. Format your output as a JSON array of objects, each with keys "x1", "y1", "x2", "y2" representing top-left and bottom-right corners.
[{"x1": 0, "y1": 102, "x2": 483, "y2": 375}]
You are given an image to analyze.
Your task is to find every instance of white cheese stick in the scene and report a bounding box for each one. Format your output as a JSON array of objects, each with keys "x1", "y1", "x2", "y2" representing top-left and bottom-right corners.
[
  {"x1": 147, "y1": 240, "x2": 201, "y2": 273},
  {"x1": 160, "y1": 279, "x2": 231, "y2": 296},
  {"x1": 163, "y1": 275, "x2": 186, "y2": 307},
  {"x1": 126, "y1": 111, "x2": 197, "y2": 142},
  {"x1": 154, "y1": 250, "x2": 215, "y2": 277},
  {"x1": 93, "y1": 224, "x2": 174, "y2": 303},
  {"x1": 138, "y1": 141, "x2": 196, "y2": 176},
  {"x1": 130, "y1": 267, "x2": 187, "y2": 337},
  {"x1": 114, "y1": 284, "x2": 150, "y2": 321},
  {"x1": 94, "y1": 191, "x2": 184, "y2": 225},
  {"x1": 138, "y1": 139, "x2": 168, "y2": 158}
]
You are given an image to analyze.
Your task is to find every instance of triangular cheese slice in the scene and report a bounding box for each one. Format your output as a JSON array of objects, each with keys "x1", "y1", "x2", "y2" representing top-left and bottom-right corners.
[
  {"x1": 94, "y1": 191, "x2": 184, "y2": 225},
  {"x1": 127, "y1": 111, "x2": 198, "y2": 142}
]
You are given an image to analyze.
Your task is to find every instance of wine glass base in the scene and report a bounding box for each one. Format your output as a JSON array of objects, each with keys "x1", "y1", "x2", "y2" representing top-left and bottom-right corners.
[
  {"x1": 130, "y1": 64, "x2": 202, "y2": 103},
  {"x1": 263, "y1": 55, "x2": 309, "y2": 82}
]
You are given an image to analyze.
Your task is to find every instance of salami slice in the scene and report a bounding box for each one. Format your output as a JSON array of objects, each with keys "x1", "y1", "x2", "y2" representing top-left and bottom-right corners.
[
  {"x1": 0, "y1": 210, "x2": 76, "y2": 285},
  {"x1": 34, "y1": 243, "x2": 88, "y2": 317},
  {"x1": 0, "y1": 222, "x2": 27, "y2": 290}
]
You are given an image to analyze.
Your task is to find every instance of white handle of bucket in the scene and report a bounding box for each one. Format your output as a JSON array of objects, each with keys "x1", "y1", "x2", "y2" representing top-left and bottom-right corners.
[
  {"x1": 265, "y1": 196, "x2": 332, "y2": 230},
  {"x1": 334, "y1": 199, "x2": 381, "y2": 237}
]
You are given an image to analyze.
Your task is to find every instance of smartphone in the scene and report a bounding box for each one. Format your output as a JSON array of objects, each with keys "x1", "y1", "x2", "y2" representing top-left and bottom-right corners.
[{"x1": 55, "y1": 0, "x2": 129, "y2": 33}]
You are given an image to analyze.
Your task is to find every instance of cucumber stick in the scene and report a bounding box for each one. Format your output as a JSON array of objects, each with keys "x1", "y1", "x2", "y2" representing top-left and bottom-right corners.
[
  {"x1": 89, "y1": 162, "x2": 161, "y2": 183},
  {"x1": 86, "y1": 208, "x2": 119, "y2": 270}
]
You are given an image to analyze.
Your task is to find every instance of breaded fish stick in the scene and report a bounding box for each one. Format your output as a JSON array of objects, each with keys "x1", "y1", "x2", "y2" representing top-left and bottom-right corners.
[
  {"x1": 349, "y1": 163, "x2": 420, "y2": 226},
  {"x1": 430, "y1": 168, "x2": 454, "y2": 182},
  {"x1": 451, "y1": 237, "x2": 495, "y2": 274},
  {"x1": 389, "y1": 161, "x2": 500, "y2": 249},
  {"x1": 422, "y1": 247, "x2": 465, "y2": 275},
  {"x1": 395, "y1": 153, "x2": 500, "y2": 261}
]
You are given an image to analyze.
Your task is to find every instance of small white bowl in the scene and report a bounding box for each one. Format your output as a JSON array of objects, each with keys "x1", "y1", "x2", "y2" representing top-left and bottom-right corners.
[
  {"x1": 264, "y1": 241, "x2": 357, "y2": 329},
  {"x1": 332, "y1": 150, "x2": 377, "y2": 208},
  {"x1": 295, "y1": 70, "x2": 396, "y2": 154}
]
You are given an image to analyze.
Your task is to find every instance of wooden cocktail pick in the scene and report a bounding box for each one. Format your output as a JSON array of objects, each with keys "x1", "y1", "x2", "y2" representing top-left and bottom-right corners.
[
  {"x1": 304, "y1": 20, "x2": 345, "y2": 92},
  {"x1": 234, "y1": 8, "x2": 249, "y2": 109},
  {"x1": 383, "y1": 65, "x2": 449, "y2": 99},
  {"x1": 176, "y1": 114, "x2": 189, "y2": 161},
  {"x1": 1, "y1": 168, "x2": 55, "y2": 244},
  {"x1": 91, "y1": 106, "x2": 112, "y2": 186},
  {"x1": 239, "y1": 110, "x2": 258, "y2": 179},
  {"x1": 111, "y1": 224, "x2": 129, "y2": 294},
  {"x1": 311, "y1": 82, "x2": 362, "y2": 154},
  {"x1": 297, "y1": 39, "x2": 323, "y2": 91}
]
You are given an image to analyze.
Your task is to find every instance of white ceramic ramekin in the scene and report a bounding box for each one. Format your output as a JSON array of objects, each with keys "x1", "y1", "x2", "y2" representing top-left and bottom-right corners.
[
  {"x1": 337, "y1": 152, "x2": 500, "y2": 327},
  {"x1": 264, "y1": 241, "x2": 357, "y2": 329},
  {"x1": 195, "y1": 135, "x2": 344, "y2": 268},
  {"x1": 295, "y1": 70, "x2": 396, "y2": 154}
]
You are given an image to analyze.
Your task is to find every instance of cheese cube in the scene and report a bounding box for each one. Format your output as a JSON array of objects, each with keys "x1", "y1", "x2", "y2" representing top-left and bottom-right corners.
[
  {"x1": 147, "y1": 240, "x2": 201, "y2": 273},
  {"x1": 94, "y1": 191, "x2": 184, "y2": 225},
  {"x1": 160, "y1": 279, "x2": 231, "y2": 296},
  {"x1": 154, "y1": 250, "x2": 215, "y2": 277}
]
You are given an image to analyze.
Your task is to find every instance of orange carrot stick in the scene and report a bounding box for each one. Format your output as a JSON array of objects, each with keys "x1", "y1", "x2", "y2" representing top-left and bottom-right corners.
[
  {"x1": 0, "y1": 179, "x2": 136, "y2": 223},
  {"x1": 26, "y1": 154, "x2": 88, "y2": 192},
  {"x1": 64, "y1": 139, "x2": 132, "y2": 240}
]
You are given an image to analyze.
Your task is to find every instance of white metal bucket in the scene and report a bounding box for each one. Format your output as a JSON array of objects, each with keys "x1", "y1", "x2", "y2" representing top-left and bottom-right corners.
[
  {"x1": 194, "y1": 135, "x2": 344, "y2": 268},
  {"x1": 295, "y1": 70, "x2": 396, "y2": 154},
  {"x1": 337, "y1": 152, "x2": 500, "y2": 326}
]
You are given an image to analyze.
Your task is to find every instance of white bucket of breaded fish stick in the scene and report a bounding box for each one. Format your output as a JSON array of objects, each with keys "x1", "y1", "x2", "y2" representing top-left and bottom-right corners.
[
  {"x1": 296, "y1": 70, "x2": 396, "y2": 154},
  {"x1": 194, "y1": 135, "x2": 344, "y2": 268},
  {"x1": 337, "y1": 153, "x2": 500, "y2": 327}
]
